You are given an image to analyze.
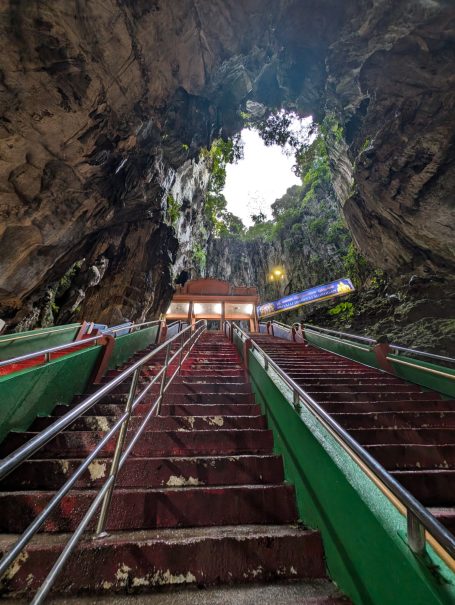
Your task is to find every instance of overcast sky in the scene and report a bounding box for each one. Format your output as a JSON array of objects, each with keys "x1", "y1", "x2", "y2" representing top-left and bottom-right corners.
[
  {"x1": 222, "y1": 113, "x2": 315, "y2": 227},
  {"x1": 222, "y1": 128, "x2": 300, "y2": 226}
]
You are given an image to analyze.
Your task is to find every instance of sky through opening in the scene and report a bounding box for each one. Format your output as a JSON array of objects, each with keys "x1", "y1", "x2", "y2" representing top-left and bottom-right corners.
[{"x1": 222, "y1": 116, "x2": 313, "y2": 227}]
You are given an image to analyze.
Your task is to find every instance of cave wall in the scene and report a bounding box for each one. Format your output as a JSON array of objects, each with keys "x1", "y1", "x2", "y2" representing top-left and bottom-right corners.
[
  {"x1": 326, "y1": 1, "x2": 455, "y2": 275},
  {"x1": 1, "y1": 0, "x2": 454, "y2": 330},
  {"x1": 0, "y1": 0, "x2": 305, "y2": 328}
]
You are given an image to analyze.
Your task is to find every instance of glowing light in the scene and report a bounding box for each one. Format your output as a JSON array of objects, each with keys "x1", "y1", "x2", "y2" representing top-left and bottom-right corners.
[
  {"x1": 194, "y1": 303, "x2": 203, "y2": 314},
  {"x1": 166, "y1": 305, "x2": 172, "y2": 315},
  {"x1": 244, "y1": 304, "x2": 253, "y2": 314},
  {"x1": 274, "y1": 269, "x2": 282, "y2": 276},
  {"x1": 214, "y1": 303, "x2": 222, "y2": 314}
]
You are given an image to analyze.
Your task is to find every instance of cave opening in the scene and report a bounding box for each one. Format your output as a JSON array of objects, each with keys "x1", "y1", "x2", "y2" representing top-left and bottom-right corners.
[{"x1": 222, "y1": 113, "x2": 313, "y2": 226}]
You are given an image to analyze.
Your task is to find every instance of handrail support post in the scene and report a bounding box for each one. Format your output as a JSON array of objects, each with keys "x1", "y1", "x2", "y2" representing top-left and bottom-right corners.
[
  {"x1": 407, "y1": 510, "x2": 426, "y2": 556},
  {"x1": 178, "y1": 328, "x2": 185, "y2": 375},
  {"x1": 95, "y1": 366, "x2": 141, "y2": 537},
  {"x1": 157, "y1": 342, "x2": 171, "y2": 414}
]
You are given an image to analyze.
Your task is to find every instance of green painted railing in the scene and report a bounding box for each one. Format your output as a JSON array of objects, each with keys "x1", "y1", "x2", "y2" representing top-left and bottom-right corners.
[
  {"x1": 304, "y1": 327, "x2": 381, "y2": 369},
  {"x1": 0, "y1": 347, "x2": 102, "y2": 444},
  {"x1": 244, "y1": 345, "x2": 455, "y2": 605},
  {"x1": 107, "y1": 325, "x2": 158, "y2": 370},
  {"x1": 263, "y1": 321, "x2": 455, "y2": 399},
  {"x1": 0, "y1": 324, "x2": 81, "y2": 361},
  {"x1": 0, "y1": 324, "x2": 160, "y2": 444},
  {"x1": 388, "y1": 353, "x2": 455, "y2": 399}
]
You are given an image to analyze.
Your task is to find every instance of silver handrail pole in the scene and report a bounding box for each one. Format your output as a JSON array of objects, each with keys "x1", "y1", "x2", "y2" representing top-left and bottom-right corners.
[
  {"x1": 95, "y1": 367, "x2": 141, "y2": 536},
  {"x1": 157, "y1": 342, "x2": 171, "y2": 414}
]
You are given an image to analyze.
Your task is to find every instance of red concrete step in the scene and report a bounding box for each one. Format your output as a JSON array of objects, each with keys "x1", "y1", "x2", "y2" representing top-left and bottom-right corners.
[
  {"x1": 278, "y1": 368, "x2": 383, "y2": 376},
  {"x1": 320, "y1": 400, "x2": 451, "y2": 414},
  {"x1": 332, "y1": 411, "x2": 455, "y2": 429},
  {"x1": 306, "y1": 391, "x2": 435, "y2": 402},
  {"x1": 186, "y1": 360, "x2": 241, "y2": 366},
  {"x1": 51, "y1": 403, "x2": 164, "y2": 417},
  {"x1": 0, "y1": 429, "x2": 274, "y2": 458},
  {"x1": 0, "y1": 525, "x2": 325, "y2": 596},
  {"x1": 300, "y1": 384, "x2": 421, "y2": 393},
  {"x1": 290, "y1": 376, "x2": 412, "y2": 386},
  {"x1": 92, "y1": 381, "x2": 254, "y2": 396},
  {"x1": 162, "y1": 382, "x2": 252, "y2": 394},
  {"x1": 31, "y1": 414, "x2": 267, "y2": 432},
  {"x1": 0, "y1": 483, "x2": 298, "y2": 533},
  {"x1": 391, "y1": 470, "x2": 455, "y2": 506},
  {"x1": 179, "y1": 370, "x2": 245, "y2": 377},
  {"x1": 428, "y1": 508, "x2": 455, "y2": 535},
  {"x1": 161, "y1": 403, "x2": 261, "y2": 416},
  {"x1": 52, "y1": 403, "x2": 261, "y2": 417},
  {"x1": 364, "y1": 444, "x2": 455, "y2": 470},
  {"x1": 0, "y1": 454, "x2": 284, "y2": 491},
  {"x1": 171, "y1": 375, "x2": 247, "y2": 383},
  {"x1": 164, "y1": 393, "x2": 255, "y2": 405},
  {"x1": 349, "y1": 427, "x2": 455, "y2": 446},
  {"x1": 43, "y1": 580, "x2": 349, "y2": 604}
]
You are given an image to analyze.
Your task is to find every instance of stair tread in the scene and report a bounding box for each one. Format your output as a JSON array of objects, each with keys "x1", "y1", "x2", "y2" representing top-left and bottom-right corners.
[
  {"x1": 0, "y1": 523, "x2": 317, "y2": 548},
  {"x1": 7, "y1": 580, "x2": 350, "y2": 604}
]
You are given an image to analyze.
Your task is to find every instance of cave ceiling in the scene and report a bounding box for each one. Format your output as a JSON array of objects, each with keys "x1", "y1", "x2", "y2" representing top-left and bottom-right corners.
[{"x1": 0, "y1": 0, "x2": 454, "y2": 327}]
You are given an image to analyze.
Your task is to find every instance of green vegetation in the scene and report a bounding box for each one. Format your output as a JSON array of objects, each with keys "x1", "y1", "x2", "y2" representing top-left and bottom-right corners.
[
  {"x1": 201, "y1": 136, "x2": 244, "y2": 235},
  {"x1": 327, "y1": 301, "x2": 355, "y2": 321},
  {"x1": 205, "y1": 110, "x2": 373, "y2": 301},
  {"x1": 192, "y1": 242, "x2": 207, "y2": 273},
  {"x1": 343, "y1": 242, "x2": 372, "y2": 288},
  {"x1": 360, "y1": 137, "x2": 371, "y2": 153},
  {"x1": 166, "y1": 193, "x2": 180, "y2": 226},
  {"x1": 320, "y1": 113, "x2": 344, "y2": 143},
  {"x1": 55, "y1": 261, "x2": 82, "y2": 299}
]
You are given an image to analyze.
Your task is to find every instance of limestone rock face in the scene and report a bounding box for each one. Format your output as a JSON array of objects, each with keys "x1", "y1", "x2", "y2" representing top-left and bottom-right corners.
[
  {"x1": 0, "y1": 1, "x2": 454, "y2": 329},
  {"x1": 327, "y1": 1, "x2": 455, "y2": 275},
  {"x1": 0, "y1": 0, "x2": 289, "y2": 326}
]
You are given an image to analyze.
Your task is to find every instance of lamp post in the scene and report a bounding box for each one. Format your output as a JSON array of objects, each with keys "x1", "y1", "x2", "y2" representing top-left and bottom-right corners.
[{"x1": 268, "y1": 267, "x2": 286, "y2": 297}]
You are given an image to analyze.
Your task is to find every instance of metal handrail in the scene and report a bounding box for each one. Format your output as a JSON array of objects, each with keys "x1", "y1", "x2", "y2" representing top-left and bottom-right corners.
[
  {"x1": 0, "y1": 321, "x2": 162, "y2": 369},
  {"x1": 303, "y1": 323, "x2": 377, "y2": 345},
  {"x1": 270, "y1": 320, "x2": 292, "y2": 331},
  {"x1": 0, "y1": 320, "x2": 207, "y2": 602},
  {"x1": 105, "y1": 320, "x2": 160, "y2": 335},
  {"x1": 0, "y1": 335, "x2": 102, "y2": 369},
  {"x1": 389, "y1": 344, "x2": 455, "y2": 365},
  {"x1": 266, "y1": 320, "x2": 455, "y2": 366},
  {"x1": 231, "y1": 322, "x2": 455, "y2": 562},
  {"x1": 0, "y1": 324, "x2": 81, "y2": 344}
]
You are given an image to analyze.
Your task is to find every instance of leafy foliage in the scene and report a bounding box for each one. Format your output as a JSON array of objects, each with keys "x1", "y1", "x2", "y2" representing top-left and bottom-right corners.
[
  {"x1": 343, "y1": 242, "x2": 371, "y2": 288},
  {"x1": 202, "y1": 136, "x2": 244, "y2": 236},
  {"x1": 192, "y1": 242, "x2": 207, "y2": 273},
  {"x1": 327, "y1": 301, "x2": 355, "y2": 321},
  {"x1": 166, "y1": 193, "x2": 180, "y2": 226}
]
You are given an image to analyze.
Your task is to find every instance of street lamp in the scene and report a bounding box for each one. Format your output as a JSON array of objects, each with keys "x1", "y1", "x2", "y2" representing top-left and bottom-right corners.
[
  {"x1": 268, "y1": 267, "x2": 286, "y2": 298},
  {"x1": 268, "y1": 267, "x2": 285, "y2": 282}
]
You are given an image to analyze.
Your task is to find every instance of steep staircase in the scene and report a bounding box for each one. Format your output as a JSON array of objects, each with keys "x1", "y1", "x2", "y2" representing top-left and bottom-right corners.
[
  {"x1": 251, "y1": 334, "x2": 455, "y2": 536},
  {"x1": 0, "y1": 332, "x2": 348, "y2": 602}
]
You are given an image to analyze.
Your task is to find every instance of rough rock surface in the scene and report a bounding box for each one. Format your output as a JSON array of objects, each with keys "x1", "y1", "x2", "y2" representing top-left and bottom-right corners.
[
  {"x1": 327, "y1": 1, "x2": 455, "y2": 275},
  {"x1": 207, "y1": 183, "x2": 349, "y2": 304},
  {"x1": 0, "y1": 1, "x2": 454, "y2": 328},
  {"x1": 303, "y1": 277, "x2": 455, "y2": 357}
]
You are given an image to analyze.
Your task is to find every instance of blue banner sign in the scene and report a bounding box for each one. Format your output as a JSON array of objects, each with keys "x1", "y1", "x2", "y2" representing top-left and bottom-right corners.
[{"x1": 257, "y1": 278, "x2": 355, "y2": 319}]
